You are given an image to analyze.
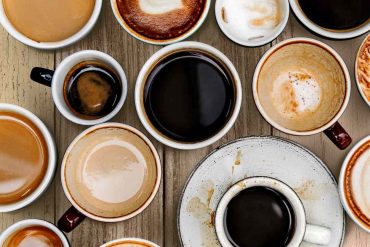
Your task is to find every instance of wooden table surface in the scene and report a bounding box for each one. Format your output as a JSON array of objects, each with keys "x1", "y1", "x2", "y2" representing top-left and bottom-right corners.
[{"x1": 0, "y1": 1, "x2": 369, "y2": 247}]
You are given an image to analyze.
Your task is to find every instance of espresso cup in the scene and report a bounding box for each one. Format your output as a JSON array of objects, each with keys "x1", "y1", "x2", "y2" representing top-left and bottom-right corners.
[
  {"x1": 57, "y1": 123, "x2": 161, "y2": 232},
  {"x1": 30, "y1": 50, "x2": 127, "y2": 125},
  {"x1": 253, "y1": 37, "x2": 352, "y2": 150},
  {"x1": 0, "y1": 0, "x2": 102, "y2": 49},
  {"x1": 0, "y1": 219, "x2": 69, "y2": 246},
  {"x1": 101, "y1": 238, "x2": 160, "y2": 247},
  {"x1": 110, "y1": 0, "x2": 210, "y2": 45},
  {"x1": 215, "y1": 177, "x2": 332, "y2": 246},
  {"x1": 0, "y1": 103, "x2": 56, "y2": 212},
  {"x1": 135, "y1": 41, "x2": 242, "y2": 150},
  {"x1": 355, "y1": 33, "x2": 370, "y2": 108},
  {"x1": 339, "y1": 135, "x2": 370, "y2": 233}
]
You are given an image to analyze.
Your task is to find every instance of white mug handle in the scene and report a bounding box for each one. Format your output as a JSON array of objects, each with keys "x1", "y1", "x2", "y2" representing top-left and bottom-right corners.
[{"x1": 304, "y1": 224, "x2": 331, "y2": 245}]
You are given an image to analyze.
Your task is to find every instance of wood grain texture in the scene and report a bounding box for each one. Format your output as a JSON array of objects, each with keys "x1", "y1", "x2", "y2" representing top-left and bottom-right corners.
[{"x1": 0, "y1": 1, "x2": 369, "y2": 246}]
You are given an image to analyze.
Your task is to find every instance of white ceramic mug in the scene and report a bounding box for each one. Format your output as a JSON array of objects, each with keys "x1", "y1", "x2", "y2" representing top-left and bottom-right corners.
[
  {"x1": 0, "y1": 103, "x2": 56, "y2": 212},
  {"x1": 110, "y1": 0, "x2": 210, "y2": 45},
  {"x1": 30, "y1": 50, "x2": 128, "y2": 126},
  {"x1": 289, "y1": 0, "x2": 370, "y2": 39},
  {"x1": 135, "y1": 41, "x2": 242, "y2": 150},
  {"x1": 0, "y1": 0, "x2": 102, "y2": 49},
  {"x1": 253, "y1": 37, "x2": 352, "y2": 150},
  {"x1": 0, "y1": 219, "x2": 69, "y2": 246},
  {"x1": 101, "y1": 238, "x2": 160, "y2": 247},
  {"x1": 215, "y1": 177, "x2": 332, "y2": 246}
]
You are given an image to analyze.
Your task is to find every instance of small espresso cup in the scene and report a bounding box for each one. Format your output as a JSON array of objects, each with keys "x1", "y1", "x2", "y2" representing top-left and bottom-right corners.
[
  {"x1": 0, "y1": 0, "x2": 102, "y2": 49},
  {"x1": 339, "y1": 135, "x2": 370, "y2": 233},
  {"x1": 0, "y1": 219, "x2": 69, "y2": 247},
  {"x1": 58, "y1": 123, "x2": 162, "y2": 232},
  {"x1": 253, "y1": 37, "x2": 352, "y2": 150},
  {"x1": 101, "y1": 238, "x2": 160, "y2": 247},
  {"x1": 0, "y1": 103, "x2": 56, "y2": 212},
  {"x1": 215, "y1": 177, "x2": 332, "y2": 246},
  {"x1": 135, "y1": 41, "x2": 242, "y2": 150},
  {"x1": 30, "y1": 50, "x2": 127, "y2": 125}
]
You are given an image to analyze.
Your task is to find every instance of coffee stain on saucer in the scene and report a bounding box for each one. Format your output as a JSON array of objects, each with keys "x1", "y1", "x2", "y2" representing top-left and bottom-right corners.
[
  {"x1": 232, "y1": 150, "x2": 243, "y2": 174},
  {"x1": 294, "y1": 180, "x2": 328, "y2": 200}
]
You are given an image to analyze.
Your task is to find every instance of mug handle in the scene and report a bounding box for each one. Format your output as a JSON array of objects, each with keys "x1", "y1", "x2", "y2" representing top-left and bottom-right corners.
[
  {"x1": 304, "y1": 224, "x2": 331, "y2": 245},
  {"x1": 57, "y1": 206, "x2": 86, "y2": 233},
  {"x1": 30, "y1": 67, "x2": 55, "y2": 87},
  {"x1": 324, "y1": 122, "x2": 352, "y2": 150}
]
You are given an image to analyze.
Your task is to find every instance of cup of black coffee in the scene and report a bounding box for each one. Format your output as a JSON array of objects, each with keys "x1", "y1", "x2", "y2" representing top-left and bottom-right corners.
[
  {"x1": 215, "y1": 177, "x2": 332, "y2": 247},
  {"x1": 135, "y1": 41, "x2": 242, "y2": 150},
  {"x1": 30, "y1": 50, "x2": 127, "y2": 125}
]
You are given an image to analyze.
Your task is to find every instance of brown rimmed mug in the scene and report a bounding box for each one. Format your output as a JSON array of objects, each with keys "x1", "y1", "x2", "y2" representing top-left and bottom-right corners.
[
  {"x1": 57, "y1": 123, "x2": 161, "y2": 232},
  {"x1": 253, "y1": 37, "x2": 352, "y2": 150}
]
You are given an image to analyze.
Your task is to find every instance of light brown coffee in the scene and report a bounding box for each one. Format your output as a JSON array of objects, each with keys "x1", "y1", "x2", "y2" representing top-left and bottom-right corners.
[
  {"x1": 3, "y1": 0, "x2": 95, "y2": 42},
  {"x1": 356, "y1": 35, "x2": 370, "y2": 102},
  {"x1": 64, "y1": 126, "x2": 158, "y2": 218},
  {"x1": 344, "y1": 140, "x2": 370, "y2": 229},
  {"x1": 3, "y1": 226, "x2": 63, "y2": 247},
  {"x1": 257, "y1": 42, "x2": 346, "y2": 131},
  {"x1": 0, "y1": 111, "x2": 48, "y2": 205}
]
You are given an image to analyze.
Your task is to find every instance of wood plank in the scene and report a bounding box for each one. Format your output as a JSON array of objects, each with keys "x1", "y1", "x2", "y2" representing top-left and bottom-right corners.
[{"x1": 53, "y1": 2, "x2": 164, "y2": 246}]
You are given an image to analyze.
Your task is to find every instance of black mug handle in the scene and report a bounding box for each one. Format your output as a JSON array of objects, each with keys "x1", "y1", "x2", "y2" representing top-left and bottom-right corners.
[{"x1": 30, "y1": 67, "x2": 55, "y2": 87}]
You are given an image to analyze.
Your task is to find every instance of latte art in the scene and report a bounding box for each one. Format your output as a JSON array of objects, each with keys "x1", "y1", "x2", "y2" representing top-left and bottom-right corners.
[{"x1": 139, "y1": 0, "x2": 183, "y2": 14}]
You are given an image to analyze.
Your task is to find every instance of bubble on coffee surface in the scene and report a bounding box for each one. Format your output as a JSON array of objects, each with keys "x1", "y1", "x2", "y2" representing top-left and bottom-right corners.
[
  {"x1": 219, "y1": 0, "x2": 281, "y2": 42},
  {"x1": 272, "y1": 70, "x2": 322, "y2": 119}
]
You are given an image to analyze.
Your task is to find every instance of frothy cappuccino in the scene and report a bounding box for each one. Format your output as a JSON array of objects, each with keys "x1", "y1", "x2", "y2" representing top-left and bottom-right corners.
[{"x1": 63, "y1": 126, "x2": 159, "y2": 219}]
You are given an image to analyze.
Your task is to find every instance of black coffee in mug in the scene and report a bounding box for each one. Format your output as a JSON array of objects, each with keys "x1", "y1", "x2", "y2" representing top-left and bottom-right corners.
[
  {"x1": 224, "y1": 186, "x2": 295, "y2": 247},
  {"x1": 64, "y1": 61, "x2": 122, "y2": 119},
  {"x1": 298, "y1": 0, "x2": 370, "y2": 30},
  {"x1": 143, "y1": 51, "x2": 235, "y2": 142}
]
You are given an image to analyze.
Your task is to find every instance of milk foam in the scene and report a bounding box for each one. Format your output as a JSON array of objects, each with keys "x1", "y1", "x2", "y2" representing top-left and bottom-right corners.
[
  {"x1": 139, "y1": 0, "x2": 183, "y2": 14},
  {"x1": 351, "y1": 147, "x2": 370, "y2": 219},
  {"x1": 272, "y1": 70, "x2": 322, "y2": 118},
  {"x1": 18, "y1": 236, "x2": 51, "y2": 247},
  {"x1": 82, "y1": 140, "x2": 146, "y2": 204},
  {"x1": 220, "y1": 0, "x2": 281, "y2": 41},
  {"x1": 0, "y1": 178, "x2": 27, "y2": 194}
]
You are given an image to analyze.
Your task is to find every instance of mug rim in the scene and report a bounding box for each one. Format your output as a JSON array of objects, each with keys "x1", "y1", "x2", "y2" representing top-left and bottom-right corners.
[
  {"x1": 135, "y1": 41, "x2": 242, "y2": 150},
  {"x1": 252, "y1": 37, "x2": 351, "y2": 136},
  {"x1": 215, "y1": 176, "x2": 307, "y2": 247},
  {"x1": 289, "y1": 0, "x2": 370, "y2": 39},
  {"x1": 0, "y1": 0, "x2": 103, "y2": 50},
  {"x1": 0, "y1": 219, "x2": 69, "y2": 246},
  {"x1": 339, "y1": 134, "x2": 370, "y2": 233},
  {"x1": 51, "y1": 50, "x2": 128, "y2": 126},
  {"x1": 215, "y1": 0, "x2": 290, "y2": 47},
  {"x1": 354, "y1": 33, "x2": 370, "y2": 108},
  {"x1": 60, "y1": 122, "x2": 162, "y2": 223},
  {"x1": 110, "y1": 0, "x2": 211, "y2": 45},
  {"x1": 101, "y1": 238, "x2": 160, "y2": 247},
  {"x1": 0, "y1": 103, "x2": 56, "y2": 212}
]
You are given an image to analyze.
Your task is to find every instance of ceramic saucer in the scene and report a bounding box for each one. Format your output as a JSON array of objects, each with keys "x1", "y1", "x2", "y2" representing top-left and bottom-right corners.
[{"x1": 178, "y1": 136, "x2": 344, "y2": 247}]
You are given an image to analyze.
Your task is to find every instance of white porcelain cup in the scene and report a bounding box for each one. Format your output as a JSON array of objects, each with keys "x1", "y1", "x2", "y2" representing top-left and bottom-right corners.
[
  {"x1": 0, "y1": 219, "x2": 69, "y2": 246},
  {"x1": 135, "y1": 41, "x2": 242, "y2": 150},
  {"x1": 289, "y1": 0, "x2": 370, "y2": 39},
  {"x1": 110, "y1": 0, "x2": 210, "y2": 45},
  {"x1": 101, "y1": 238, "x2": 160, "y2": 247},
  {"x1": 0, "y1": 0, "x2": 102, "y2": 49},
  {"x1": 0, "y1": 103, "x2": 56, "y2": 212},
  {"x1": 30, "y1": 50, "x2": 128, "y2": 126},
  {"x1": 215, "y1": 177, "x2": 332, "y2": 246}
]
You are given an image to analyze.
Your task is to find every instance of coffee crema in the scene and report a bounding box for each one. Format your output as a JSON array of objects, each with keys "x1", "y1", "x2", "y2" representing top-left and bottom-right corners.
[
  {"x1": 64, "y1": 127, "x2": 157, "y2": 218},
  {"x1": 0, "y1": 111, "x2": 48, "y2": 205},
  {"x1": 105, "y1": 241, "x2": 154, "y2": 247},
  {"x1": 63, "y1": 61, "x2": 122, "y2": 120},
  {"x1": 3, "y1": 226, "x2": 63, "y2": 247},
  {"x1": 3, "y1": 0, "x2": 95, "y2": 42},
  {"x1": 357, "y1": 36, "x2": 370, "y2": 102},
  {"x1": 344, "y1": 141, "x2": 370, "y2": 228},
  {"x1": 115, "y1": 0, "x2": 206, "y2": 41},
  {"x1": 257, "y1": 42, "x2": 346, "y2": 131}
]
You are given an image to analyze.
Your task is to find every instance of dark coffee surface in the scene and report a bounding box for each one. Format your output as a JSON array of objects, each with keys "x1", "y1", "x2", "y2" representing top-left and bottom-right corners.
[
  {"x1": 64, "y1": 61, "x2": 122, "y2": 119},
  {"x1": 144, "y1": 51, "x2": 235, "y2": 142},
  {"x1": 298, "y1": 0, "x2": 370, "y2": 30},
  {"x1": 224, "y1": 187, "x2": 295, "y2": 247}
]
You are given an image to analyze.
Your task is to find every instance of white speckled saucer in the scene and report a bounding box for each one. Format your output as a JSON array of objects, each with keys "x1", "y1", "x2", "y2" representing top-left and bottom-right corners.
[{"x1": 178, "y1": 136, "x2": 344, "y2": 247}]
